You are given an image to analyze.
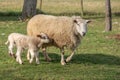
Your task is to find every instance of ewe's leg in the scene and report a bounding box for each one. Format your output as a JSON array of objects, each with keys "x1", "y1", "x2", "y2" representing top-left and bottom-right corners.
[
  {"x1": 42, "y1": 48, "x2": 51, "y2": 62},
  {"x1": 35, "y1": 51, "x2": 40, "y2": 64},
  {"x1": 27, "y1": 49, "x2": 30, "y2": 60},
  {"x1": 29, "y1": 50, "x2": 35, "y2": 64},
  {"x1": 60, "y1": 48, "x2": 66, "y2": 65},
  {"x1": 66, "y1": 50, "x2": 75, "y2": 62},
  {"x1": 16, "y1": 47, "x2": 23, "y2": 64}
]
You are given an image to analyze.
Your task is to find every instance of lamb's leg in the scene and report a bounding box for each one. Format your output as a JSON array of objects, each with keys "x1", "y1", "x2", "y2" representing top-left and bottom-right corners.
[
  {"x1": 8, "y1": 42, "x2": 14, "y2": 57},
  {"x1": 42, "y1": 48, "x2": 51, "y2": 62},
  {"x1": 66, "y1": 50, "x2": 75, "y2": 62},
  {"x1": 29, "y1": 50, "x2": 35, "y2": 64},
  {"x1": 27, "y1": 49, "x2": 30, "y2": 60},
  {"x1": 35, "y1": 51, "x2": 40, "y2": 64},
  {"x1": 16, "y1": 47, "x2": 23, "y2": 64},
  {"x1": 60, "y1": 48, "x2": 66, "y2": 65}
]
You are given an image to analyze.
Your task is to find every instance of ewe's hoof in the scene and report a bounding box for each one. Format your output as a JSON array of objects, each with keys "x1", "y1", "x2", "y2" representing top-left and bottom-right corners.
[
  {"x1": 65, "y1": 58, "x2": 70, "y2": 63},
  {"x1": 36, "y1": 62, "x2": 40, "y2": 64},
  {"x1": 61, "y1": 61, "x2": 66, "y2": 65},
  {"x1": 46, "y1": 57, "x2": 52, "y2": 62},
  {"x1": 18, "y1": 60, "x2": 23, "y2": 65}
]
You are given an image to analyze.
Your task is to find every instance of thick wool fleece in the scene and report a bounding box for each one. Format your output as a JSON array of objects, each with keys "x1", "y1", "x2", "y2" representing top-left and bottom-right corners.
[{"x1": 27, "y1": 15, "x2": 82, "y2": 50}]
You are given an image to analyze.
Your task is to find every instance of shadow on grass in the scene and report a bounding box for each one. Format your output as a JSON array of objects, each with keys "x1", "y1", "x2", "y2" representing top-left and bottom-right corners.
[
  {"x1": 39, "y1": 52, "x2": 61, "y2": 63},
  {"x1": 72, "y1": 53, "x2": 120, "y2": 65},
  {"x1": 0, "y1": 10, "x2": 120, "y2": 23},
  {"x1": 1, "y1": 10, "x2": 120, "y2": 21},
  {"x1": 40, "y1": 10, "x2": 120, "y2": 17},
  {"x1": 41, "y1": 53, "x2": 120, "y2": 65},
  {"x1": 0, "y1": 12, "x2": 21, "y2": 21},
  {"x1": 113, "y1": 12, "x2": 120, "y2": 17},
  {"x1": 40, "y1": 11, "x2": 105, "y2": 19}
]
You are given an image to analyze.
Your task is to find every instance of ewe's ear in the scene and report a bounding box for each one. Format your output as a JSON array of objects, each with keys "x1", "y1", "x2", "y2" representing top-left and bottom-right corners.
[
  {"x1": 73, "y1": 19, "x2": 78, "y2": 23},
  {"x1": 86, "y1": 20, "x2": 91, "y2": 23},
  {"x1": 37, "y1": 35, "x2": 42, "y2": 38}
]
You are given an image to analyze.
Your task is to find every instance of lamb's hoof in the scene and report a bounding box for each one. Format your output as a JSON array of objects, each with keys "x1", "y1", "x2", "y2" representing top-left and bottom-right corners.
[
  {"x1": 12, "y1": 54, "x2": 16, "y2": 59},
  {"x1": 16, "y1": 58, "x2": 19, "y2": 62},
  {"x1": 19, "y1": 62, "x2": 23, "y2": 65},
  {"x1": 27, "y1": 58, "x2": 30, "y2": 61},
  {"x1": 29, "y1": 61, "x2": 33, "y2": 64},
  {"x1": 9, "y1": 53, "x2": 12, "y2": 57}
]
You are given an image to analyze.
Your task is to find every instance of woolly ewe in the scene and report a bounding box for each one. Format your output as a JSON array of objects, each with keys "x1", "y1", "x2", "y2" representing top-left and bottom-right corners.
[{"x1": 27, "y1": 14, "x2": 91, "y2": 65}]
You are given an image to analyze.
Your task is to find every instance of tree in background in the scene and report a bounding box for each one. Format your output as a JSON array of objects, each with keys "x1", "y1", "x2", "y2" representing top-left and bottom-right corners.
[
  {"x1": 105, "y1": 0, "x2": 112, "y2": 31},
  {"x1": 20, "y1": 0, "x2": 37, "y2": 21}
]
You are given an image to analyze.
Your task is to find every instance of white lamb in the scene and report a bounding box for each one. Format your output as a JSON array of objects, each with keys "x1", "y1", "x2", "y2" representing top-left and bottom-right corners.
[{"x1": 5, "y1": 33, "x2": 50, "y2": 64}]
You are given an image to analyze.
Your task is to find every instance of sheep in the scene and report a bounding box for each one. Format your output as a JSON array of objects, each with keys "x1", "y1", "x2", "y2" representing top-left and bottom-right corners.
[
  {"x1": 5, "y1": 32, "x2": 50, "y2": 64},
  {"x1": 27, "y1": 14, "x2": 91, "y2": 65}
]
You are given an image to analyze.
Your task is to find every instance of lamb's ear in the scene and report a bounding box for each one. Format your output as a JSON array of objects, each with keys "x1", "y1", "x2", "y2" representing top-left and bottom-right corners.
[
  {"x1": 37, "y1": 34, "x2": 46, "y2": 39},
  {"x1": 86, "y1": 20, "x2": 91, "y2": 23}
]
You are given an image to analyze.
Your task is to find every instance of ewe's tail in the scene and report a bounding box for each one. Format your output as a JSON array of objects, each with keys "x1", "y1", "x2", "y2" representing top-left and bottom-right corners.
[{"x1": 5, "y1": 40, "x2": 9, "y2": 45}]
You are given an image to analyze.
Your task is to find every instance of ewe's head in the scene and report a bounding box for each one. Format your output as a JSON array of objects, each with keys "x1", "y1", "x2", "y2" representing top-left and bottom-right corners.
[
  {"x1": 37, "y1": 33, "x2": 50, "y2": 43},
  {"x1": 72, "y1": 16, "x2": 91, "y2": 37}
]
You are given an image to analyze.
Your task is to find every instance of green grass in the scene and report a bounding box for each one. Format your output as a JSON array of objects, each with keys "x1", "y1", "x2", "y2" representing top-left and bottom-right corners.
[{"x1": 0, "y1": 0, "x2": 120, "y2": 80}]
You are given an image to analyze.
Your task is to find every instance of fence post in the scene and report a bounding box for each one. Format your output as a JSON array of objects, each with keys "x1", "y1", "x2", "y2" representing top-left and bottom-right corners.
[
  {"x1": 105, "y1": 0, "x2": 112, "y2": 31},
  {"x1": 40, "y1": 0, "x2": 42, "y2": 11},
  {"x1": 80, "y1": 0, "x2": 84, "y2": 16}
]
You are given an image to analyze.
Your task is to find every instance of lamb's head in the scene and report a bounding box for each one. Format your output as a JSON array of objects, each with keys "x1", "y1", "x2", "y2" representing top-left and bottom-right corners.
[
  {"x1": 37, "y1": 33, "x2": 50, "y2": 43},
  {"x1": 72, "y1": 16, "x2": 91, "y2": 37}
]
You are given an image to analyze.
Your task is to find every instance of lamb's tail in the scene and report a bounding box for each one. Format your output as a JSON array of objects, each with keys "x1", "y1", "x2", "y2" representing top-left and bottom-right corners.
[{"x1": 5, "y1": 40, "x2": 9, "y2": 45}]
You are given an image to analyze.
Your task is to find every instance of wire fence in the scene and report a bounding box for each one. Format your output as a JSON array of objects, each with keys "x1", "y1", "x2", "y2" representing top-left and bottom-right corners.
[
  {"x1": 0, "y1": 0, "x2": 23, "y2": 12},
  {"x1": 0, "y1": 0, "x2": 119, "y2": 16},
  {"x1": 0, "y1": 0, "x2": 42, "y2": 12}
]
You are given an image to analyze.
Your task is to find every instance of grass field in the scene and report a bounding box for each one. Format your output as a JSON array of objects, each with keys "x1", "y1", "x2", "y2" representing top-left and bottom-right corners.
[{"x1": 0, "y1": 0, "x2": 120, "y2": 80}]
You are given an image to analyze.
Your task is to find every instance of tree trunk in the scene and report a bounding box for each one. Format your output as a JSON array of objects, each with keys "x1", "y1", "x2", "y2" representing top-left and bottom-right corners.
[
  {"x1": 21, "y1": 0, "x2": 37, "y2": 21},
  {"x1": 80, "y1": 0, "x2": 84, "y2": 16},
  {"x1": 105, "y1": 0, "x2": 112, "y2": 31}
]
